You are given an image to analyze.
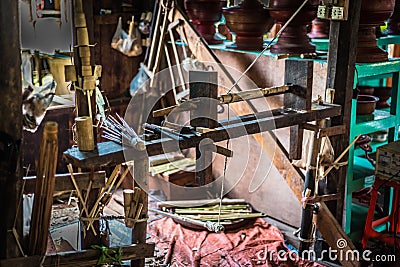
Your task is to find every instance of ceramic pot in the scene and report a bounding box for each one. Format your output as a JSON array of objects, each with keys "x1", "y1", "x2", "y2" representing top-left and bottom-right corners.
[
  {"x1": 266, "y1": 0, "x2": 319, "y2": 54},
  {"x1": 184, "y1": 0, "x2": 227, "y2": 44},
  {"x1": 373, "y1": 86, "x2": 392, "y2": 108},
  {"x1": 386, "y1": 0, "x2": 400, "y2": 35},
  {"x1": 308, "y1": 18, "x2": 330, "y2": 39},
  {"x1": 356, "y1": 0, "x2": 395, "y2": 63},
  {"x1": 223, "y1": 0, "x2": 274, "y2": 50},
  {"x1": 358, "y1": 85, "x2": 374, "y2": 95},
  {"x1": 356, "y1": 95, "x2": 379, "y2": 115}
]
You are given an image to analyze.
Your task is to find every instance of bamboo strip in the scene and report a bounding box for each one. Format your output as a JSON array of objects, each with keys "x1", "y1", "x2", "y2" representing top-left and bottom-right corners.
[
  {"x1": 123, "y1": 189, "x2": 134, "y2": 220},
  {"x1": 86, "y1": 165, "x2": 121, "y2": 230},
  {"x1": 126, "y1": 187, "x2": 142, "y2": 227},
  {"x1": 28, "y1": 122, "x2": 58, "y2": 256},
  {"x1": 67, "y1": 164, "x2": 97, "y2": 235},
  {"x1": 187, "y1": 213, "x2": 265, "y2": 221}
]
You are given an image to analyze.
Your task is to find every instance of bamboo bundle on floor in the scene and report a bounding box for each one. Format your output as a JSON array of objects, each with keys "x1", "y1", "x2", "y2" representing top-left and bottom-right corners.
[{"x1": 29, "y1": 122, "x2": 58, "y2": 255}]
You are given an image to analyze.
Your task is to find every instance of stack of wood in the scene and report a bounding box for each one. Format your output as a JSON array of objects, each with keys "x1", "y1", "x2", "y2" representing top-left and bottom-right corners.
[
  {"x1": 123, "y1": 188, "x2": 145, "y2": 228},
  {"x1": 29, "y1": 122, "x2": 59, "y2": 255}
]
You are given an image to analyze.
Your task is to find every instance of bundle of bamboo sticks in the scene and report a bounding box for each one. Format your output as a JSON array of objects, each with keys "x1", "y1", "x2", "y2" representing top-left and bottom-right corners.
[
  {"x1": 101, "y1": 114, "x2": 145, "y2": 151},
  {"x1": 123, "y1": 188, "x2": 144, "y2": 228},
  {"x1": 29, "y1": 122, "x2": 58, "y2": 256}
]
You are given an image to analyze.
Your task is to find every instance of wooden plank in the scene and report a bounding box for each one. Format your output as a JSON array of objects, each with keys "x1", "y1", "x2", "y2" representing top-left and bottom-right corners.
[
  {"x1": 189, "y1": 70, "x2": 218, "y2": 185},
  {"x1": 24, "y1": 171, "x2": 106, "y2": 194},
  {"x1": 0, "y1": 243, "x2": 155, "y2": 267},
  {"x1": 325, "y1": 0, "x2": 361, "y2": 225},
  {"x1": 284, "y1": 60, "x2": 313, "y2": 160},
  {"x1": 131, "y1": 157, "x2": 149, "y2": 267},
  {"x1": 315, "y1": 203, "x2": 361, "y2": 267},
  {"x1": 0, "y1": 0, "x2": 23, "y2": 258}
]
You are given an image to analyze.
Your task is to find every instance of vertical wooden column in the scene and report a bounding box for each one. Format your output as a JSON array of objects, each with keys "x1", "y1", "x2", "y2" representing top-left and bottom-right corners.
[
  {"x1": 131, "y1": 156, "x2": 149, "y2": 267},
  {"x1": 189, "y1": 70, "x2": 218, "y2": 186},
  {"x1": 325, "y1": 0, "x2": 361, "y2": 225},
  {"x1": 284, "y1": 60, "x2": 313, "y2": 160},
  {"x1": 0, "y1": 0, "x2": 23, "y2": 258},
  {"x1": 299, "y1": 120, "x2": 323, "y2": 252}
]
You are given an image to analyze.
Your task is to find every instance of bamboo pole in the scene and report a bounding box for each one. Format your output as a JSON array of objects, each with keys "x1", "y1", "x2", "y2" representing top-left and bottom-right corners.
[{"x1": 28, "y1": 122, "x2": 58, "y2": 256}]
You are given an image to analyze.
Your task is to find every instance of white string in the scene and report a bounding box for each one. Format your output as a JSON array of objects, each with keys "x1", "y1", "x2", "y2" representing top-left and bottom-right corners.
[
  {"x1": 216, "y1": 0, "x2": 310, "y2": 224},
  {"x1": 226, "y1": 0, "x2": 310, "y2": 94}
]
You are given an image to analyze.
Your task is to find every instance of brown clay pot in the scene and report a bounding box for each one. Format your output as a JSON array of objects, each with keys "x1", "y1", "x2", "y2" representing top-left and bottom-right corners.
[
  {"x1": 373, "y1": 86, "x2": 392, "y2": 108},
  {"x1": 356, "y1": 0, "x2": 395, "y2": 63},
  {"x1": 223, "y1": 0, "x2": 274, "y2": 50},
  {"x1": 308, "y1": 19, "x2": 330, "y2": 39},
  {"x1": 184, "y1": 0, "x2": 227, "y2": 45},
  {"x1": 386, "y1": 0, "x2": 400, "y2": 35},
  {"x1": 356, "y1": 95, "x2": 379, "y2": 115},
  {"x1": 266, "y1": 0, "x2": 319, "y2": 54},
  {"x1": 358, "y1": 85, "x2": 374, "y2": 95}
]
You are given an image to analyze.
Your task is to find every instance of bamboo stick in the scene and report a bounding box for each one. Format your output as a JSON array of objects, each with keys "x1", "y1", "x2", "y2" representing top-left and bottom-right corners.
[
  {"x1": 126, "y1": 187, "x2": 142, "y2": 227},
  {"x1": 86, "y1": 165, "x2": 121, "y2": 230},
  {"x1": 187, "y1": 213, "x2": 266, "y2": 221},
  {"x1": 67, "y1": 164, "x2": 97, "y2": 235},
  {"x1": 157, "y1": 199, "x2": 246, "y2": 209},
  {"x1": 123, "y1": 189, "x2": 134, "y2": 220},
  {"x1": 29, "y1": 122, "x2": 58, "y2": 256}
]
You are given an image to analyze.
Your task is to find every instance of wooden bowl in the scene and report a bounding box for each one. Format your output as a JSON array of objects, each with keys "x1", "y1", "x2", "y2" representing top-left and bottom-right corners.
[
  {"x1": 358, "y1": 85, "x2": 374, "y2": 95},
  {"x1": 356, "y1": 95, "x2": 379, "y2": 115},
  {"x1": 373, "y1": 86, "x2": 392, "y2": 108}
]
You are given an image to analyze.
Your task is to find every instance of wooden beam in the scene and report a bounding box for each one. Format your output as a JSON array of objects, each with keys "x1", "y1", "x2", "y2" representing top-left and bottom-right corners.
[
  {"x1": 325, "y1": 0, "x2": 361, "y2": 225},
  {"x1": 24, "y1": 171, "x2": 106, "y2": 194},
  {"x1": 0, "y1": 0, "x2": 23, "y2": 258},
  {"x1": 315, "y1": 203, "x2": 361, "y2": 267},
  {"x1": 189, "y1": 70, "x2": 218, "y2": 186},
  {"x1": 0, "y1": 243, "x2": 155, "y2": 267},
  {"x1": 284, "y1": 60, "x2": 313, "y2": 160},
  {"x1": 131, "y1": 157, "x2": 149, "y2": 267}
]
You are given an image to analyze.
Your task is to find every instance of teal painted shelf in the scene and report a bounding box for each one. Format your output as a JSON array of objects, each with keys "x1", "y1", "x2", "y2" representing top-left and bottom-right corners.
[
  {"x1": 308, "y1": 35, "x2": 400, "y2": 53},
  {"x1": 353, "y1": 108, "x2": 397, "y2": 136},
  {"x1": 345, "y1": 57, "x2": 400, "y2": 240}
]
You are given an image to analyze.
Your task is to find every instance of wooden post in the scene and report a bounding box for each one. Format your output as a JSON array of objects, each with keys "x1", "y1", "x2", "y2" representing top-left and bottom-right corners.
[
  {"x1": 325, "y1": 0, "x2": 361, "y2": 226},
  {"x1": 284, "y1": 60, "x2": 313, "y2": 160},
  {"x1": 299, "y1": 120, "x2": 323, "y2": 252},
  {"x1": 0, "y1": 0, "x2": 23, "y2": 258},
  {"x1": 131, "y1": 156, "x2": 149, "y2": 267},
  {"x1": 189, "y1": 70, "x2": 218, "y2": 186}
]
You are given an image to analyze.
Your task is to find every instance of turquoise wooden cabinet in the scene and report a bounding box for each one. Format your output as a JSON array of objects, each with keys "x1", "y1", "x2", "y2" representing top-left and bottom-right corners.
[{"x1": 345, "y1": 59, "x2": 400, "y2": 241}]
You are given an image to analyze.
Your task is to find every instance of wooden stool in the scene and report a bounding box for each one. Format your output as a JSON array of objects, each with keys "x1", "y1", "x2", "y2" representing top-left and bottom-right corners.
[{"x1": 362, "y1": 177, "x2": 400, "y2": 248}]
